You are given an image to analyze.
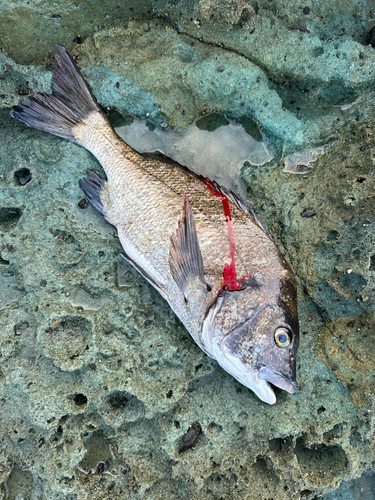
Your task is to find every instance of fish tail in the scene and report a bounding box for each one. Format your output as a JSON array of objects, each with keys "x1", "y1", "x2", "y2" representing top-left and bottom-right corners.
[{"x1": 10, "y1": 45, "x2": 104, "y2": 143}]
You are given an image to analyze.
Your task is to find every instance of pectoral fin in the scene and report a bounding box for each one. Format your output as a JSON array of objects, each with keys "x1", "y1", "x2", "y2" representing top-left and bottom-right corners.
[{"x1": 169, "y1": 193, "x2": 207, "y2": 299}]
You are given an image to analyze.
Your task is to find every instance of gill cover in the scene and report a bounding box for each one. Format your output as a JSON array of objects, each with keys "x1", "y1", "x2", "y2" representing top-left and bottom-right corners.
[{"x1": 207, "y1": 287, "x2": 298, "y2": 404}]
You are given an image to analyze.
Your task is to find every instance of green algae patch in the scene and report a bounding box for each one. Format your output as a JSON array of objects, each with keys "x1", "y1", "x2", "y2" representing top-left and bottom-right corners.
[
  {"x1": 0, "y1": 1, "x2": 153, "y2": 65},
  {"x1": 317, "y1": 316, "x2": 375, "y2": 407}
]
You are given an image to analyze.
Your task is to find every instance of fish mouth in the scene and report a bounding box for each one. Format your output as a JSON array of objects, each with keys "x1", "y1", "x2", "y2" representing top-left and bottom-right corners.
[
  {"x1": 212, "y1": 303, "x2": 294, "y2": 404},
  {"x1": 214, "y1": 303, "x2": 281, "y2": 404},
  {"x1": 258, "y1": 366, "x2": 296, "y2": 394},
  {"x1": 216, "y1": 358, "x2": 278, "y2": 405},
  {"x1": 251, "y1": 378, "x2": 277, "y2": 405}
]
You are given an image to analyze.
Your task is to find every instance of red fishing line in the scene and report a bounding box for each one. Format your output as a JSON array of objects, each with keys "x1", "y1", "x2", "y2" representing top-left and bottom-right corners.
[{"x1": 202, "y1": 178, "x2": 250, "y2": 290}]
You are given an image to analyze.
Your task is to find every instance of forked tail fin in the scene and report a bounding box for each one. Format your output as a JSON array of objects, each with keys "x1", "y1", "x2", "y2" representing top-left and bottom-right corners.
[{"x1": 10, "y1": 45, "x2": 103, "y2": 143}]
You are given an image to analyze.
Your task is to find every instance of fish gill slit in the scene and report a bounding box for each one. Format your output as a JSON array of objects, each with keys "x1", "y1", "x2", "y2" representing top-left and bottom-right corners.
[{"x1": 202, "y1": 178, "x2": 251, "y2": 291}]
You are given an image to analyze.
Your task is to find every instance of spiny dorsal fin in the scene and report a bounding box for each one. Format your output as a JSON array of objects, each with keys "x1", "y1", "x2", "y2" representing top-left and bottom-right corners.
[
  {"x1": 169, "y1": 193, "x2": 207, "y2": 298},
  {"x1": 200, "y1": 177, "x2": 270, "y2": 237},
  {"x1": 141, "y1": 152, "x2": 270, "y2": 237}
]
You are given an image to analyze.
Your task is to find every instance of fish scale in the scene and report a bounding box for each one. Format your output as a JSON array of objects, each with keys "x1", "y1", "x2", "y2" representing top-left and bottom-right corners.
[
  {"x1": 10, "y1": 45, "x2": 299, "y2": 404},
  {"x1": 81, "y1": 120, "x2": 255, "y2": 289}
]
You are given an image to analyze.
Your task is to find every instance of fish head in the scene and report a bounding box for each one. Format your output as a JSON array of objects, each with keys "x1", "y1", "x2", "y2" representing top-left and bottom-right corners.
[{"x1": 206, "y1": 272, "x2": 299, "y2": 404}]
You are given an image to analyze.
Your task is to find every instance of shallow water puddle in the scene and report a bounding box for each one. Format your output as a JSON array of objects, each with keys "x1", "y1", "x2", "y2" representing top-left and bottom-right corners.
[
  {"x1": 112, "y1": 112, "x2": 274, "y2": 195},
  {"x1": 283, "y1": 146, "x2": 327, "y2": 174}
]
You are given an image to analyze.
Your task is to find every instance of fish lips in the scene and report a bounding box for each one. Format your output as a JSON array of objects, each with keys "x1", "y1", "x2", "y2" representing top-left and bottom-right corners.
[
  {"x1": 257, "y1": 365, "x2": 297, "y2": 394},
  {"x1": 213, "y1": 351, "x2": 279, "y2": 405}
]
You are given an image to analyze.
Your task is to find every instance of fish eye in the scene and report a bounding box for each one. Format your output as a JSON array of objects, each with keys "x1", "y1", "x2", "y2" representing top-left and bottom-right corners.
[{"x1": 274, "y1": 327, "x2": 292, "y2": 348}]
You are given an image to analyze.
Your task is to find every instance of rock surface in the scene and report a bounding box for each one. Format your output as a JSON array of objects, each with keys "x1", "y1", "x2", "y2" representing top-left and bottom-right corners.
[{"x1": 1, "y1": 1, "x2": 375, "y2": 499}]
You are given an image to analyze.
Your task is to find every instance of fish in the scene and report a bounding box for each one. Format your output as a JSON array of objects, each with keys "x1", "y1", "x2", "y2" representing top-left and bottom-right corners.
[{"x1": 10, "y1": 45, "x2": 299, "y2": 404}]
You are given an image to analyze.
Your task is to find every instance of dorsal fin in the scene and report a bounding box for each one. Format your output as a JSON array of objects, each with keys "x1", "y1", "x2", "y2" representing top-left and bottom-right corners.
[
  {"x1": 198, "y1": 177, "x2": 270, "y2": 236},
  {"x1": 141, "y1": 151, "x2": 270, "y2": 237}
]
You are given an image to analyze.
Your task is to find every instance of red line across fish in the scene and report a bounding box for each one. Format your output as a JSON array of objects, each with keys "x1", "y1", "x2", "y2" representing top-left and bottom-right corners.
[
  {"x1": 10, "y1": 45, "x2": 299, "y2": 404},
  {"x1": 201, "y1": 177, "x2": 252, "y2": 291}
]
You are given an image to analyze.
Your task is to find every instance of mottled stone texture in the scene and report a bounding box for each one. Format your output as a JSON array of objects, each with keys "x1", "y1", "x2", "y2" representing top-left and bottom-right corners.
[{"x1": 1, "y1": 0, "x2": 375, "y2": 499}]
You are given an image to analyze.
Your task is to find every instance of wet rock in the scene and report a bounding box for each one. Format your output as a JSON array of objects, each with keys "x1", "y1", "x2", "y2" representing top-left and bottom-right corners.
[
  {"x1": 38, "y1": 315, "x2": 92, "y2": 371},
  {"x1": 368, "y1": 26, "x2": 375, "y2": 48},
  {"x1": 317, "y1": 315, "x2": 375, "y2": 406},
  {"x1": 14, "y1": 321, "x2": 29, "y2": 335},
  {"x1": 0, "y1": 207, "x2": 22, "y2": 228},
  {"x1": 14, "y1": 167, "x2": 32, "y2": 185},
  {"x1": 301, "y1": 208, "x2": 316, "y2": 217},
  {"x1": 193, "y1": 0, "x2": 256, "y2": 31},
  {"x1": 78, "y1": 198, "x2": 88, "y2": 209},
  {"x1": 178, "y1": 423, "x2": 202, "y2": 453}
]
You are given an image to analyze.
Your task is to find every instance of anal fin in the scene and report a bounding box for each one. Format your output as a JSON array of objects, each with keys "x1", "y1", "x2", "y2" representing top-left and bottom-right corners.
[
  {"x1": 79, "y1": 169, "x2": 107, "y2": 216},
  {"x1": 120, "y1": 250, "x2": 168, "y2": 301},
  {"x1": 169, "y1": 193, "x2": 207, "y2": 299}
]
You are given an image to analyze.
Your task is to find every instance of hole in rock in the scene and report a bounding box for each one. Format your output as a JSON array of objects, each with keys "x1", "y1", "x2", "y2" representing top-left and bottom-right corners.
[
  {"x1": 74, "y1": 393, "x2": 88, "y2": 406},
  {"x1": 14, "y1": 168, "x2": 32, "y2": 185}
]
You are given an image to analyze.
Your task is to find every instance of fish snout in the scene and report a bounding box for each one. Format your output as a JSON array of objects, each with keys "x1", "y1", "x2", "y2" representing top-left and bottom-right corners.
[{"x1": 257, "y1": 365, "x2": 297, "y2": 394}]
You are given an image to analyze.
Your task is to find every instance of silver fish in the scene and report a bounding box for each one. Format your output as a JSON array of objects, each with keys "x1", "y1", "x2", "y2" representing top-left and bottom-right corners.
[{"x1": 10, "y1": 45, "x2": 299, "y2": 404}]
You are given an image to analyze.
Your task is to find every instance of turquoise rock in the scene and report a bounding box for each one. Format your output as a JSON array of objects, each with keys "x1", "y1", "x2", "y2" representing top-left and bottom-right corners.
[{"x1": 1, "y1": 1, "x2": 375, "y2": 498}]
